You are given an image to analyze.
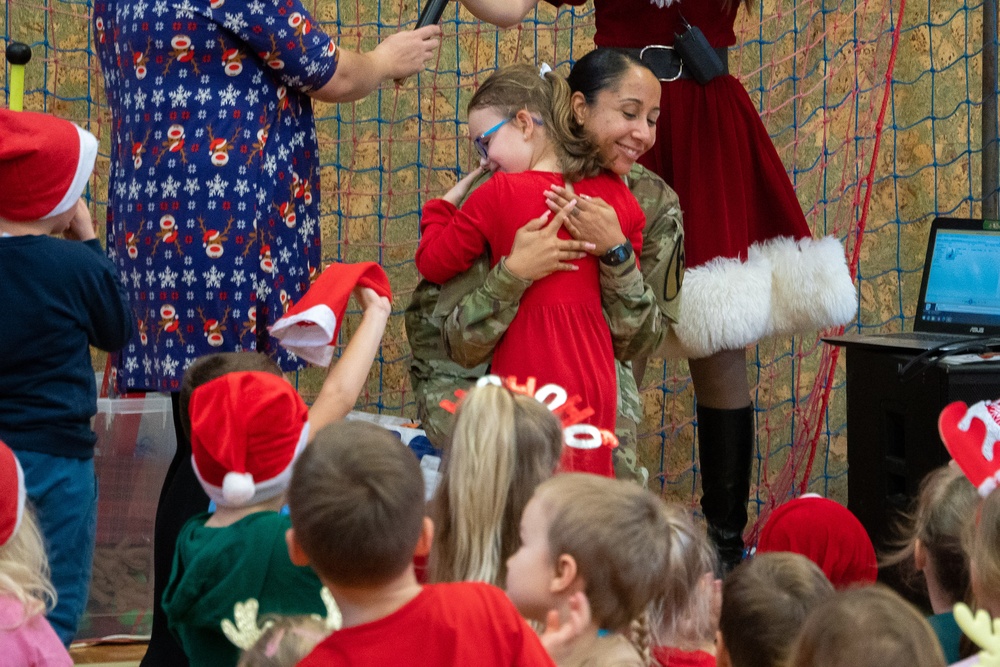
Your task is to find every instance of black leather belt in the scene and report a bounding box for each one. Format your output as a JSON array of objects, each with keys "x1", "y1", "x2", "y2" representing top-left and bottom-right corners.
[{"x1": 620, "y1": 46, "x2": 730, "y2": 82}]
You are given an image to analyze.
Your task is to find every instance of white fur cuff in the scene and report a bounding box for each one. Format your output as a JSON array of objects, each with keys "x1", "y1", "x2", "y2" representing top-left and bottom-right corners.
[{"x1": 669, "y1": 236, "x2": 857, "y2": 359}]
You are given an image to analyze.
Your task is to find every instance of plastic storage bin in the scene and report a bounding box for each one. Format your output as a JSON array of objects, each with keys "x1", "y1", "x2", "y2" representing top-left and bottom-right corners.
[{"x1": 83, "y1": 387, "x2": 175, "y2": 640}]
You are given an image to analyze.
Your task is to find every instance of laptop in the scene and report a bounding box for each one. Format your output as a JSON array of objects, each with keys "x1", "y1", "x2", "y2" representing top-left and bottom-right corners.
[{"x1": 824, "y1": 217, "x2": 1000, "y2": 351}]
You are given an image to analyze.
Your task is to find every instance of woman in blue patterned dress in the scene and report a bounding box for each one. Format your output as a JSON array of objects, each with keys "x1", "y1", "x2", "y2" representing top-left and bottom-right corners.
[{"x1": 93, "y1": 4, "x2": 439, "y2": 662}]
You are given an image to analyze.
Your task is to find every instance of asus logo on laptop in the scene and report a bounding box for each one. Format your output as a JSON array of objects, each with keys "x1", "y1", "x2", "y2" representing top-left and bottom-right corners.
[{"x1": 971, "y1": 326, "x2": 985, "y2": 333}]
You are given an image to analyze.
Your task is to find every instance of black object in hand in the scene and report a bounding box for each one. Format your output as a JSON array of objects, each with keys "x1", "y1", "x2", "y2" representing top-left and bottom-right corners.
[{"x1": 416, "y1": 0, "x2": 448, "y2": 28}]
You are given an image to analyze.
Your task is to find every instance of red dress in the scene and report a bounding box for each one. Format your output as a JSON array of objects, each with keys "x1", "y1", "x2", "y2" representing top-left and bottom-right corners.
[
  {"x1": 415, "y1": 170, "x2": 645, "y2": 476},
  {"x1": 550, "y1": 0, "x2": 857, "y2": 358}
]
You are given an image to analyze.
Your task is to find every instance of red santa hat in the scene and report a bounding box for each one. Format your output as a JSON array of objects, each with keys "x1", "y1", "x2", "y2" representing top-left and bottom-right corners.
[
  {"x1": 0, "y1": 441, "x2": 27, "y2": 547},
  {"x1": 269, "y1": 262, "x2": 392, "y2": 367},
  {"x1": 939, "y1": 398, "x2": 1000, "y2": 496},
  {"x1": 189, "y1": 371, "x2": 310, "y2": 508},
  {"x1": 756, "y1": 494, "x2": 878, "y2": 589},
  {"x1": 0, "y1": 109, "x2": 99, "y2": 222}
]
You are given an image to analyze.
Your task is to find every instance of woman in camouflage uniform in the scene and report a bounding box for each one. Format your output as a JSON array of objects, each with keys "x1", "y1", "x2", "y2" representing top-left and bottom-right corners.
[{"x1": 405, "y1": 49, "x2": 683, "y2": 484}]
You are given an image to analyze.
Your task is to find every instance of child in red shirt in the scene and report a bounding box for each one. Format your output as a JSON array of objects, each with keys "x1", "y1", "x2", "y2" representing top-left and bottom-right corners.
[
  {"x1": 287, "y1": 421, "x2": 555, "y2": 666},
  {"x1": 414, "y1": 64, "x2": 647, "y2": 477}
]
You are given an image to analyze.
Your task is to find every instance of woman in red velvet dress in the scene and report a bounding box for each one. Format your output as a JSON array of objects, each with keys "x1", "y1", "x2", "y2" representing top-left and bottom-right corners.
[{"x1": 457, "y1": 0, "x2": 857, "y2": 571}]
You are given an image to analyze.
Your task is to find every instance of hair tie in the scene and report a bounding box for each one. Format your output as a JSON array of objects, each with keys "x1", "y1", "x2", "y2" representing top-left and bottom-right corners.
[{"x1": 539, "y1": 62, "x2": 552, "y2": 79}]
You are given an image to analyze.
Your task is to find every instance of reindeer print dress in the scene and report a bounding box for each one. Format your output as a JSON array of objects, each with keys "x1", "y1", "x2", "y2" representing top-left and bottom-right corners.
[{"x1": 93, "y1": 0, "x2": 338, "y2": 392}]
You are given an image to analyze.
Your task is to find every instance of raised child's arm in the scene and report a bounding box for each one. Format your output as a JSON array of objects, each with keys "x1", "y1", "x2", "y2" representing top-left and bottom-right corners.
[
  {"x1": 306, "y1": 287, "x2": 391, "y2": 440},
  {"x1": 414, "y1": 177, "x2": 497, "y2": 285},
  {"x1": 71, "y1": 199, "x2": 134, "y2": 352}
]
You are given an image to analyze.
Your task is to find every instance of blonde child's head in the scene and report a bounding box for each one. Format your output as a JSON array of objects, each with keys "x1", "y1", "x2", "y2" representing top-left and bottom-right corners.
[
  {"x1": 969, "y1": 486, "x2": 1000, "y2": 616},
  {"x1": 0, "y1": 443, "x2": 56, "y2": 629},
  {"x1": 430, "y1": 384, "x2": 562, "y2": 586},
  {"x1": 468, "y1": 63, "x2": 603, "y2": 181},
  {"x1": 649, "y1": 508, "x2": 719, "y2": 654},
  {"x1": 288, "y1": 421, "x2": 427, "y2": 587},
  {"x1": 717, "y1": 552, "x2": 834, "y2": 667},
  {"x1": 789, "y1": 585, "x2": 945, "y2": 667},
  {"x1": 237, "y1": 615, "x2": 329, "y2": 667},
  {"x1": 506, "y1": 474, "x2": 679, "y2": 658},
  {"x1": 883, "y1": 463, "x2": 976, "y2": 609}
]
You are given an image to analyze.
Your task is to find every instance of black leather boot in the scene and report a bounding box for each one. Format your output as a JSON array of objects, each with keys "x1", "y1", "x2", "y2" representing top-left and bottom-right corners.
[{"x1": 697, "y1": 404, "x2": 755, "y2": 575}]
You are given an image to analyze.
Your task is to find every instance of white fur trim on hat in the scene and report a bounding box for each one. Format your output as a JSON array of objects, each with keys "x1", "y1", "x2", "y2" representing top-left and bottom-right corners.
[
  {"x1": 43, "y1": 123, "x2": 98, "y2": 220},
  {"x1": 672, "y1": 249, "x2": 773, "y2": 359},
  {"x1": 269, "y1": 304, "x2": 337, "y2": 367},
  {"x1": 761, "y1": 235, "x2": 858, "y2": 335},
  {"x1": 12, "y1": 456, "x2": 25, "y2": 545},
  {"x1": 192, "y1": 422, "x2": 311, "y2": 508}
]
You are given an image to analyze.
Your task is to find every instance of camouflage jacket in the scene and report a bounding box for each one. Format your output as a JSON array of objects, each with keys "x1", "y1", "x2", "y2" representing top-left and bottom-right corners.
[
  {"x1": 405, "y1": 163, "x2": 684, "y2": 446},
  {"x1": 443, "y1": 163, "x2": 684, "y2": 367}
]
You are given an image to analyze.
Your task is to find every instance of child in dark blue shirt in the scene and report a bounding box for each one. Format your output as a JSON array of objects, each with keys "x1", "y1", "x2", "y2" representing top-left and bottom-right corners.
[{"x1": 0, "y1": 109, "x2": 133, "y2": 644}]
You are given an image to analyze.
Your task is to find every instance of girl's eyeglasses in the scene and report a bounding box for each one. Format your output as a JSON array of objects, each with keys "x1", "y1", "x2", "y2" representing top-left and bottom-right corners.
[
  {"x1": 473, "y1": 115, "x2": 544, "y2": 161},
  {"x1": 473, "y1": 118, "x2": 511, "y2": 161}
]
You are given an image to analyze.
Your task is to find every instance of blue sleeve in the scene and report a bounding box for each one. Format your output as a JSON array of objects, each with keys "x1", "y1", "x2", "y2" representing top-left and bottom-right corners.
[
  {"x1": 225, "y1": 0, "x2": 339, "y2": 92},
  {"x1": 81, "y1": 239, "x2": 134, "y2": 352}
]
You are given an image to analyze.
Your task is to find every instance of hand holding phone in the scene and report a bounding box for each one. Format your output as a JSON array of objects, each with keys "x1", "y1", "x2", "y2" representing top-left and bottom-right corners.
[
  {"x1": 394, "y1": 0, "x2": 448, "y2": 85},
  {"x1": 416, "y1": 0, "x2": 449, "y2": 29}
]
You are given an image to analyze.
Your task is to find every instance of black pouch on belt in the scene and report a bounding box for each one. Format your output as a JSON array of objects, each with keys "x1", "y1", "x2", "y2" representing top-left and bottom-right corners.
[{"x1": 673, "y1": 18, "x2": 726, "y2": 85}]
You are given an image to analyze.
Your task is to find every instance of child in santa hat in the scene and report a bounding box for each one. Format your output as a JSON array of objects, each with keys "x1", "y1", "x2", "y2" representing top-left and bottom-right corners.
[
  {"x1": 162, "y1": 284, "x2": 390, "y2": 667},
  {"x1": 0, "y1": 440, "x2": 72, "y2": 666},
  {"x1": 0, "y1": 108, "x2": 133, "y2": 645}
]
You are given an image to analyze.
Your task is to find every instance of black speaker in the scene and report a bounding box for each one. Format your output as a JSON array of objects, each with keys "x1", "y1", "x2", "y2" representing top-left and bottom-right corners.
[{"x1": 843, "y1": 346, "x2": 1000, "y2": 552}]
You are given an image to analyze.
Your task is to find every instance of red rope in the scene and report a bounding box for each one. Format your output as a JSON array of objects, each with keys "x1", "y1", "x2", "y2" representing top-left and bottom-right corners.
[{"x1": 746, "y1": 0, "x2": 909, "y2": 547}]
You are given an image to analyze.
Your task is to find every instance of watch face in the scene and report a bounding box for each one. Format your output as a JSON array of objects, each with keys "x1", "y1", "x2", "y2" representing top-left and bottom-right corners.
[{"x1": 601, "y1": 241, "x2": 632, "y2": 266}]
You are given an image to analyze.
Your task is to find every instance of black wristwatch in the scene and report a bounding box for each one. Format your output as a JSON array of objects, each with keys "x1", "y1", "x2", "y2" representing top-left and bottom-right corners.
[{"x1": 599, "y1": 240, "x2": 633, "y2": 266}]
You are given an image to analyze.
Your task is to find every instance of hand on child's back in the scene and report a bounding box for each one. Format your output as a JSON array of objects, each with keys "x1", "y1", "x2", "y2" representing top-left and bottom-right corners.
[{"x1": 504, "y1": 197, "x2": 590, "y2": 281}]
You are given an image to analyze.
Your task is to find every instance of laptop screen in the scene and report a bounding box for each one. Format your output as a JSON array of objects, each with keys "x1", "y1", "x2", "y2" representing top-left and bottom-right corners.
[{"x1": 917, "y1": 219, "x2": 1000, "y2": 335}]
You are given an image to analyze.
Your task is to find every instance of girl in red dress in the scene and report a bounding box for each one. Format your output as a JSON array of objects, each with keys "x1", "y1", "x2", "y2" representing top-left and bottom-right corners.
[
  {"x1": 415, "y1": 64, "x2": 656, "y2": 476},
  {"x1": 457, "y1": 0, "x2": 857, "y2": 570}
]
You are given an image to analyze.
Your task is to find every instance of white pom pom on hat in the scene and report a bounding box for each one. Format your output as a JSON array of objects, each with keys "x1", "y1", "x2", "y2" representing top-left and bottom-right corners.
[{"x1": 222, "y1": 471, "x2": 256, "y2": 506}]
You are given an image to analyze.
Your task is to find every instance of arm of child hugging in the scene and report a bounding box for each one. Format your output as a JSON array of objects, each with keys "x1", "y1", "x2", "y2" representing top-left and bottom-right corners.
[
  {"x1": 414, "y1": 170, "x2": 498, "y2": 285},
  {"x1": 306, "y1": 287, "x2": 391, "y2": 441}
]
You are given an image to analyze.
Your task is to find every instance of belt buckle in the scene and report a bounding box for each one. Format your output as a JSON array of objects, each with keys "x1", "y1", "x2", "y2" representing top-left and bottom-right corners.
[{"x1": 639, "y1": 44, "x2": 683, "y2": 82}]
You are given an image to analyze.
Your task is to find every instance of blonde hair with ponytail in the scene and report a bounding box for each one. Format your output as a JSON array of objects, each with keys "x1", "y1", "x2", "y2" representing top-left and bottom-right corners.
[
  {"x1": 468, "y1": 63, "x2": 604, "y2": 181},
  {"x1": 429, "y1": 384, "x2": 562, "y2": 586}
]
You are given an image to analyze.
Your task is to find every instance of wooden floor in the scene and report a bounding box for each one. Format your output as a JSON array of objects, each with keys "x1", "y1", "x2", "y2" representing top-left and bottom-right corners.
[{"x1": 69, "y1": 641, "x2": 147, "y2": 666}]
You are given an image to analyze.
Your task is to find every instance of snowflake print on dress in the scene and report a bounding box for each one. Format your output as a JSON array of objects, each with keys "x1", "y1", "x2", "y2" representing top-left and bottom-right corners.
[{"x1": 94, "y1": 0, "x2": 338, "y2": 392}]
